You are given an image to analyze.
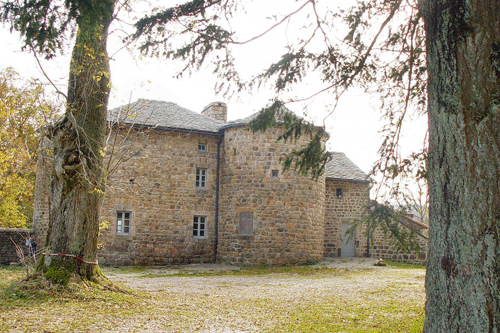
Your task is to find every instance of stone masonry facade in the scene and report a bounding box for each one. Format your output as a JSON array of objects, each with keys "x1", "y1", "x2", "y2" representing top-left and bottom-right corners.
[
  {"x1": 0, "y1": 228, "x2": 33, "y2": 265},
  {"x1": 324, "y1": 179, "x2": 428, "y2": 265},
  {"x1": 98, "y1": 129, "x2": 219, "y2": 265},
  {"x1": 324, "y1": 180, "x2": 369, "y2": 258},
  {"x1": 217, "y1": 127, "x2": 325, "y2": 266},
  {"x1": 27, "y1": 99, "x2": 428, "y2": 267},
  {"x1": 366, "y1": 222, "x2": 428, "y2": 265}
]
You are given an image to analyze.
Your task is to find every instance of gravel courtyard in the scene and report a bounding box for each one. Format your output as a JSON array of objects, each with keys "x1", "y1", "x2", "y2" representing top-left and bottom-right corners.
[
  {"x1": 101, "y1": 258, "x2": 425, "y2": 332},
  {"x1": 0, "y1": 258, "x2": 426, "y2": 332}
]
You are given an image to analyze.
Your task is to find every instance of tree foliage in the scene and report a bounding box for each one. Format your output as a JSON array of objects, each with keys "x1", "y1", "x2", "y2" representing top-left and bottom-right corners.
[
  {"x1": 349, "y1": 199, "x2": 425, "y2": 254},
  {"x1": 247, "y1": 100, "x2": 332, "y2": 180},
  {"x1": 3, "y1": 1, "x2": 499, "y2": 329},
  {"x1": 0, "y1": 0, "x2": 426, "y2": 277},
  {"x1": 131, "y1": 0, "x2": 427, "y2": 182},
  {"x1": 131, "y1": 2, "x2": 500, "y2": 330},
  {"x1": 0, "y1": 68, "x2": 57, "y2": 228}
]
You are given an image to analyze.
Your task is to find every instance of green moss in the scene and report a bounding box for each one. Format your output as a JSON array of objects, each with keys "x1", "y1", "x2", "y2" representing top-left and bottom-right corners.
[
  {"x1": 44, "y1": 260, "x2": 77, "y2": 286},
  {"x1": 385, "y1": 260, "x2": 425, "y2": 269}
]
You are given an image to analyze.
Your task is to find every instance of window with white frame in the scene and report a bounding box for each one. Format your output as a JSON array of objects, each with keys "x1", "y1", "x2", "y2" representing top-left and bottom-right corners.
[
  {"x1": 193, "y1": 216, "x2": 206, "y2": 238},
  {"x1": 196, "y1": 168, "x2": 207, "y2": 188},
  {"x1": 198, "y1": 143, "x2": 207, "y2": 152},
  {"x1": 116, "y1": 211, "x2": 131, "y2": 235}
]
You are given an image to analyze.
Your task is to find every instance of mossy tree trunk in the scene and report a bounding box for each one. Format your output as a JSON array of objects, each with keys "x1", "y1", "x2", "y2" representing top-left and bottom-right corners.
[
  {"x1": 41, "y1": 0, "x2": 115, "y2": 283},
  {"x1": 422, "y1": 0, "x2": 500, "y2": 331}
]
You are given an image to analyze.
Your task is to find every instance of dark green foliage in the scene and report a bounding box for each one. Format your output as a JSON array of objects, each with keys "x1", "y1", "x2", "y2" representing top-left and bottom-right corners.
[
  {"x1": 165, "y1": 24, "x2": 233, "y2": 71},
  {"x1": 1, "y1": 0, "x2": 77, "y2": 59},
  {"x1": 247, "y1": 100, "x2": 282, "y2": 133},
  {"x1": 134, "y1": 0, "x2": 229, "y2": 68},
  {"x1": 348, "y1": 200, "x2": 424, "y2": 253},
  {"x1": 247, "y1": 100, "x2": 332, "y2": 180},
  {"x1": 3, "y1": 0, "x2": 429, "y2": 282},
  {"x1": 259, "y1": 50, "x2": 315, "y2": 92},
  {"x1": 134, "y1": 0, "x2": 222, "y2": 39},
  {"x1": 1, "y1": 0, "x2": 115, "y2": 59},
  {"x1": 130, "y1": 0, "x2": 427, "y2": 186}
]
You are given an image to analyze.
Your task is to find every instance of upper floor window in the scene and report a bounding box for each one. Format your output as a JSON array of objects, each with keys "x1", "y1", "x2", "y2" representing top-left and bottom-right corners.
[
  {"x1": 198, "y1": 143, "x2": 207, "y2": 152},
  {"x1": 272, "y1": 170, "x2": 279, "y2": 178},
  {"x1": 196, "y1": 168, "x2": 207, "y2": 188},
  {"x1": 116, "y1": 211, "x2": 131, "y2": 235},
  {"x1": 193, "y1": 216, "x2": 206, "y2": 238}
]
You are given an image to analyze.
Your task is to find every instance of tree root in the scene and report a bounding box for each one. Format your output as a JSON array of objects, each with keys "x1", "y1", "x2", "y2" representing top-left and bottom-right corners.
[{"x1": 10, "y1": 268, "x2": 132, "y2": 298}]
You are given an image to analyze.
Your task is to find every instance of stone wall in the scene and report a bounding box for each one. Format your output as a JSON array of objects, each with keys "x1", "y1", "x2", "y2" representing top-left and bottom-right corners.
[
  {"x1": 217, "y1": 126, "x2": 326, "y2": 266},
  {"x1": 98, "y1": 127, "x2": 219, "y2": 265},
  {"x1": 324, "y1": 179, "x2": 428, "y2": 265},
  {"x1": 31, "y1": 137, "x2": 52, "y2": 248},
  {"x1": 324, "y1": 179, "x2": 370, "y2": 257},
  {"x1": 29, "y1": 118, "x2": 427, "y2": 267},
  {"x1": 0, "y1": 228, "x2": 33, "y2": 265},
  {"x1": 367, "y1": 228, "x2": 428, "y2": 265}
]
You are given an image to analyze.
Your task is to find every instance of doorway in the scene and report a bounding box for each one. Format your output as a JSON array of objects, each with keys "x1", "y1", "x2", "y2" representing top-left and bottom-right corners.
[{"x1": 341, "y1": 223, "x2": 355, "y2": 257}]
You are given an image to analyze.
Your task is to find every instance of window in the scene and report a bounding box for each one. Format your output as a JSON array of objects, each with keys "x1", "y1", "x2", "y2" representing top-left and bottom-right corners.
[
  {"x1": 193, "y1": 216, "x2": 206, "y2": 238},
  {"x1": 196, "y1": 168, "x2": 207, "y2": 188},
  {"x1": 272, "y1": 170, "x2": 279, "y2": 178},
  {"x1": 336, "y1": 188, "x2": 343, "y2": 198},
  {"x1": 239, "y1": 212, "x2": 254, "y2": 236},
  {"x1": 198, "y1": 143, "x2": 207, "y2": 152},
  {"x1": 116, "y1": 211, "x2": 131, "y2": 235}
]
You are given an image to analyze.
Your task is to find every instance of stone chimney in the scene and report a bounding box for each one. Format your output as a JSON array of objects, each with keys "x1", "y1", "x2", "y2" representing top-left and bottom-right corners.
[{"x1": 202, "y1": 102, "x2": 227, "y2": 122}]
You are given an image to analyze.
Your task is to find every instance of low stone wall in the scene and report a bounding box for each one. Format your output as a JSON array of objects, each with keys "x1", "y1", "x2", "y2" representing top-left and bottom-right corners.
[
  {"x1": 0, "y1": 228, "x2": 33, "y2": 265},
  {"x1": 367, "y1": 231, "x2": 428, "y2": 265}
]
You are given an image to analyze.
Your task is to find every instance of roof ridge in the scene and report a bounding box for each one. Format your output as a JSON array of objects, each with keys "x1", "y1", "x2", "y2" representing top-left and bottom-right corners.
[{"x1": 108, "y1": 99, "x2": 225, "y2": 133}]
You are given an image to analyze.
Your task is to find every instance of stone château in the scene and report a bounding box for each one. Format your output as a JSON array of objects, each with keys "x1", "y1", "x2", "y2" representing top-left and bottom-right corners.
[{"x1": 31, "y1": 99, "x2": 428, "y2": 266}]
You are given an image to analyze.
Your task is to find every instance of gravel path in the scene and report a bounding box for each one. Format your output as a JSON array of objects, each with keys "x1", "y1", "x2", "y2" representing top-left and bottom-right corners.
[
  {"x1": 97, "y1": 258, "x2": 425, "y2": 332},
  {"x1": 0, "y1": 259, "x2": 425, "y2": 332},
  {"x1": 104, "y1": 258, "x2": 383, "y2": 291}
]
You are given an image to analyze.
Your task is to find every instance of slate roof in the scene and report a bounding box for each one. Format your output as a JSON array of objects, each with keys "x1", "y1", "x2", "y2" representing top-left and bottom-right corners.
[
  {"x1": 108, "y1": 99, "x2": 225, "y2": 134},
  {"x1": 324, "y1": 152, "x2": 369, "y2": 183},
  {"x1": 221, "y1": 105, "x2": 294, "y2": 130},
  {"x1": 109, "y1": 99, "x2": 368, "y2": 182},
  {"x1": 402, "y1": 216, "x2": 429, "y2": 230},
  {"x1": 220, "y1": 112, "x2": 260, "y2": 129}
]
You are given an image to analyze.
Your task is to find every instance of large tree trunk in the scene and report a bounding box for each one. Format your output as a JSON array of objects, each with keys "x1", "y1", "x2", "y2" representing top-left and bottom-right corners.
[
  {"x1": 422, "y1": 0, "x2": 500, "y2": 331},
  {"x1": 41, "y1": 0, "x2": 115, "y2": 283}
]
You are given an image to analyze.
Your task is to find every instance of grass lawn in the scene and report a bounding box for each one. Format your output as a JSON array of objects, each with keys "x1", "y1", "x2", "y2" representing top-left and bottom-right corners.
[{"x1": 0, "y1": 262, "x2": 425, "y2": 332}]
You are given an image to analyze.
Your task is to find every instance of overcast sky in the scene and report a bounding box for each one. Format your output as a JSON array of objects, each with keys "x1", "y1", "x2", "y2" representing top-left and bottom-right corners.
[{"x1": 0, "y1": 0, "x2": 427, "y2": 177}]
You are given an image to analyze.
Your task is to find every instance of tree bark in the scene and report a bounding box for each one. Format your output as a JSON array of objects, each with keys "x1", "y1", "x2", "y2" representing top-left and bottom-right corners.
[
  {"x1": 422, "y1": 0, "x2": 500, "y2": 331},
  {"x1": 41, "y1": 0, "x2": 115, "y2": 283}
]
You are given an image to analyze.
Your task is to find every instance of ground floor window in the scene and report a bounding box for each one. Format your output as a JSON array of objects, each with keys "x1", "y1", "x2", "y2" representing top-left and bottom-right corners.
[
  {"x1": 116, "y1": 211, "x2": 131, "y2": 235},
  {"x1": 239, "y1": 212, "x2": 254, "y2": 236},
  {"x1": 193, "y1": 216, "x2": 206, "y2": 238}
]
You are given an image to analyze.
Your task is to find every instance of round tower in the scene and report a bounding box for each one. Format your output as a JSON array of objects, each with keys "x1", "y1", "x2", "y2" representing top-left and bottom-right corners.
[{"x1": 217, "y1": 125, "x2": 325, "y2": 266}]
